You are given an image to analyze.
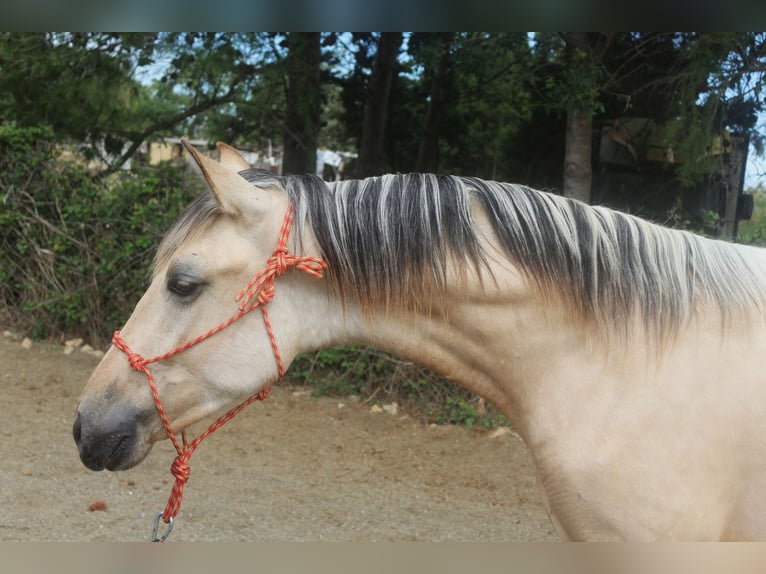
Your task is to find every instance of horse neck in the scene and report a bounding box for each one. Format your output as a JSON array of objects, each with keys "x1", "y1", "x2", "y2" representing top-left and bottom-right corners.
[
  {"x1": 290, "y1": 203, "x2": 601, "y2": 431},
  {"x1": 328, "y1": 262, "x2": 595, "y2": 431}
]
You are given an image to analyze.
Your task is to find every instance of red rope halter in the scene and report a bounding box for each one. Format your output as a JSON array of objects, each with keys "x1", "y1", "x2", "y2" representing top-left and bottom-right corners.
[{"x1": 111, "y1": 205, "x2": 326, "y2": 539}]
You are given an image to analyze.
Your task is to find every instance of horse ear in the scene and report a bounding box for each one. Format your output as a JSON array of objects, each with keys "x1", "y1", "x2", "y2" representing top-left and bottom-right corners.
[
  {"x1": 216, "y1": 141, "x2": 252, "y2": 172},
  {"x1": 182, "y1": 138, "x2": 267, "y2": 216}
]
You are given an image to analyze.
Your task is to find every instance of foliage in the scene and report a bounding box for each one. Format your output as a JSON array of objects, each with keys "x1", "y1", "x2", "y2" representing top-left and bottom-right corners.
[
  {"x1": 540, "y1": 33, "x2": 610, "y2": 117},
  {"x1": 286, "y1": 346, "x2": 508, "y2": 428},
  {"x1": 525, "y1": 32, "x2": 766, "y2": 192},
  {"x1": 435, "y1": 396, "x2": 506, "y2": 429},
  {"x1": 335, "y1": 33, "x2": 535, "y2": 180},
  {"x1": 317, "y1": 82, "x2": 355, "y2": 152},
  {"x1": 738, "y1": 183, "x2": 766, "y2": 246},
  {"x1": 3, "y1": 32, "x2": 762, "y2": 186},
  {"x1": 0, "y1": 33, "x2": 280, "y2": 173},
  {"x1": 0, "y1": 124, "x2": 199, "y2": 345},
  {"x1": 175, "y1": 33, "x2": 286, "y2": 146},
  {"x1": 0, "y1": 33, "x2": 164, "y2": 163},
  {"x1": 611, "y1": 33, "x2": 765, "y2": 187},
  {"x1": 435, "y1": 33, "x2": 534, "y2": 180}
]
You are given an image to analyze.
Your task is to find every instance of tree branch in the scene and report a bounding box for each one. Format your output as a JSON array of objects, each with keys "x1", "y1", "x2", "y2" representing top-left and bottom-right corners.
[{"x1": 97, "y1": 75, "x2": 249, "y2": 176}]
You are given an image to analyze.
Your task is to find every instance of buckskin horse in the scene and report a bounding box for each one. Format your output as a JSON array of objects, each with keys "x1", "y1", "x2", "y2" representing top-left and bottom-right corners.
[{"x1": 74, "y1": 139, "x2": 766, "y2": 540}]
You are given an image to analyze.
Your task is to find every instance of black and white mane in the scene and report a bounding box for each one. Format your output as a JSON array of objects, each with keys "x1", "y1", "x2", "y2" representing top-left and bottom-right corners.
[{"x1": 157, "y1": 169, "x2": 766, "y2": 338}]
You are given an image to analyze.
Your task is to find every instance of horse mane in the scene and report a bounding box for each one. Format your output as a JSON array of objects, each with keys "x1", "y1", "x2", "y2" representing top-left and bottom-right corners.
[{"x1": 162, "y1": 168, "x2": 766, "y2": 338}]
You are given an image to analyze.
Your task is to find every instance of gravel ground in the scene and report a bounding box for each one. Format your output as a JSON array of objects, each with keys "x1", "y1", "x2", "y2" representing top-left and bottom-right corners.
[{"x1": 0, "y1": 332, "x2": 556, "y2": 542}]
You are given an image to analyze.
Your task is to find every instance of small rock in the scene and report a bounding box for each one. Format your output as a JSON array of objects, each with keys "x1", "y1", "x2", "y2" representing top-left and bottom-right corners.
[
  {"x1": 21, "y1": 337, "x2": 32, "y2": 350},
  {"x1": 80, "y1": 344, "x2": 94, "y2": 353},
  {"x1": 382, "y1": 402, "x2": 399, "y2": 416},
  {"x1": 369, "y1": 405, "x2": 383, "y2": 414},
  {"x1": 4, "y1": 330, "x2": 19, "y2": 340},
  {"x1": 63, "y1": 346, "x2": 75, "y2": 355},
  {"x1": 65, "y1": 338, "x2": 83, "y2": 348},
  {"x1": 90, "y1": 349, "x2": 105, "y2": 359},
  {"x1": 487, "y1": 427, "x2": 513, "y2": 440},
  {"x1": 337, "y1": 403, "x2": 345, "y2": 409}
]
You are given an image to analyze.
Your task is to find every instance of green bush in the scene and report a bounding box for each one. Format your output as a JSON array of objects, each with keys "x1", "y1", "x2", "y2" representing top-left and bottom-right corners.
[
  {"x1": 434, "y1": 396, "x2": 506, "y2": 429},
  {"x1": 286, "y1": 346, "x2": 508, "y2": 428},
  {"x1": 738, "y1": 184, "x2": 766, "y2": 246},
  {"x1": 0, "y1": 124, "x2": 199, "y2": 345}
]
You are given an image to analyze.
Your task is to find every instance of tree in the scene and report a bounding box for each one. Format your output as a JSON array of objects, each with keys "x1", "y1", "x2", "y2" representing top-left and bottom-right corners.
[
  {"x1": 415, "y1": 33, "x2": 455, "y2": 173},
  {"x1": 356, "y1": 33, "x2": 403, "y2": 177},
  {"x1": 0, "y1": 33, "x2": 274, "y2": 173},
  {"x1": 529, "y1": 31, "x2": 766, "y2": 225},
  {"x1": 559, "y1": 33, "x2": 614, "y2": 203},
  {"x1": 120, "y1": 32, "x2": 276, "y2": 171},
  {"x1": 391, "y1": 33, "x2": 534, "y2": 180},
  {"x1": 0, "y1": 33, "x2": 157, "y2": 159},
  {"x1": 431, "y1": 33, "x2": 533, "y2": 180},
  {"x1": 3, "y1": 31, "x2": 763, "y2": 205},
  {"x1": 282, "y1": 32, "x2": 321, "y2": 175},
  {"x1": 336, "y1": 33, "x2": 411, "y2": 176}
]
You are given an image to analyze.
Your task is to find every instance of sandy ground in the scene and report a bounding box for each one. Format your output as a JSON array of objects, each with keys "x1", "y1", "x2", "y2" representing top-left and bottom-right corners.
[{"x1": 0, "y1": 332, "x2": 556, "y2": 542}]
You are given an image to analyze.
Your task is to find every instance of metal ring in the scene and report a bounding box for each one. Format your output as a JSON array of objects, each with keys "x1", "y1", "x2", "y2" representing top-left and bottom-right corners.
[{"x1": 151, "y1": 512, "x2": 174, "y2": 542}]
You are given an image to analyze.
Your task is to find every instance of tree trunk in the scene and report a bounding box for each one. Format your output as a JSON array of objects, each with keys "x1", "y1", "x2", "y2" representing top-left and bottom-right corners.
[
  {"x1": 416, "y1": 32, "x2": 454, "y2": 173},
  {"x1": 560, "y1": 32, "x2": 613, "y2": 203},
  {"x1": 563, "y1": 108, "x2": 593, "y2": 202},
  {"x1": 283, "y1": 33, "x2": 321, "y2": 175},
  {"x1": 356, "y1": 32, "x2": 403, "y2": 177}
]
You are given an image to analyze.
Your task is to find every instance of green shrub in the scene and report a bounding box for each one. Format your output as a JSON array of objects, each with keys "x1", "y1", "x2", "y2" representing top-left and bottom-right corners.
[
  {"x1": 286, "y1": 346, "x2": 508, "y2": 428},
  {"x1": 0, "y1": 124, "x2": 199, "y2": 345},
  {"x1": 434, "y1": 396, "x2": 506, "y2": 429},
  {"x1": 738, "y1": 184, "x2": 766, "y2": 246}
]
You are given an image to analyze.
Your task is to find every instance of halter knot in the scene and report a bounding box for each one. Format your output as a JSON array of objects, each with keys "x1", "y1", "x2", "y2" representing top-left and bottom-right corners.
[
  {"x1": 127, "y1": 352, "x2": 147, "y2": 371},
  {"x1": 236, "y1": 239, "x2": 327, "y2": 311},
  {"x1": 112, "y1": 331, "x2": 147, "y2": 371},
  {"x1": 257, "y1": 283, "x2": 276, "y2": 306},
  {"x1": 271, "y1": 245, "x2": 289, "y2": 276},
  {"x1": 171, "y1": 454, "x2": 191, "y2": 483}
]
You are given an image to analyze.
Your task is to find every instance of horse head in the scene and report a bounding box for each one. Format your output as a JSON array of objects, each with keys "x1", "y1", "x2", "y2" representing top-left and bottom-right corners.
[{"x1": 73, "y1": 141, "x2": 328, "y2": 471}]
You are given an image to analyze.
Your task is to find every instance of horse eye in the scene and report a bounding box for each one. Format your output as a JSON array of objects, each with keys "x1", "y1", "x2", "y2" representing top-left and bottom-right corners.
[{"x1": 167, "y1": 276, "x2": 199, "y2": 297}]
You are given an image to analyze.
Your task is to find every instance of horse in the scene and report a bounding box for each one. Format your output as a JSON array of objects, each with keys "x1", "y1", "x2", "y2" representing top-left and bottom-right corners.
[{"x1": 74, "y1": 139, "x2": 766, "y2": 541}]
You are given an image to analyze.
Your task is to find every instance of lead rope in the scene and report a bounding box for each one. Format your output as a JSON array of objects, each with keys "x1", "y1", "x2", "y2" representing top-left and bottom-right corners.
[{"x1": 111, "y1": 205, "x2": 327, "y2": 542}]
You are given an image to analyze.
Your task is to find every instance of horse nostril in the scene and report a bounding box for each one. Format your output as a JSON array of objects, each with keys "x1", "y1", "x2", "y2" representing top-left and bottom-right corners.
[{"x1": 73, "y1": 411, "x2": 82, "y2": 445}]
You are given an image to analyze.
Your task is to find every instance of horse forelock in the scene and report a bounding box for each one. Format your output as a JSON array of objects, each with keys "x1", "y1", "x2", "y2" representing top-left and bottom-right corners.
[
  {"x1": 166, "y1": 168, "x2": 766, "y2": 340},
  {"x1": 153, "y1": 193, "x2": 223, "y2": 277}
]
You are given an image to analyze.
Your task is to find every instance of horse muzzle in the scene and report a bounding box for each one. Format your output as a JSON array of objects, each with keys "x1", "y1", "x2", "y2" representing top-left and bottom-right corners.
[{"x1": 73, "y1": 405, "x2": 153, "y2": 471}]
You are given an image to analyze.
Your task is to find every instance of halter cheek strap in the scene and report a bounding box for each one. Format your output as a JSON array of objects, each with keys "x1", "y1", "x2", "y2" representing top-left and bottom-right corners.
[{"x1": 111, "y1": 205, "x2": 327, "y2": 540}]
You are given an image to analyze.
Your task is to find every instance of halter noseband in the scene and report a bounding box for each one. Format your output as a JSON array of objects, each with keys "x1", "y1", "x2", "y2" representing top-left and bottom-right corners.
[{"x1": 111, "y1": 204, "x2": 327, "y2": 541}]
